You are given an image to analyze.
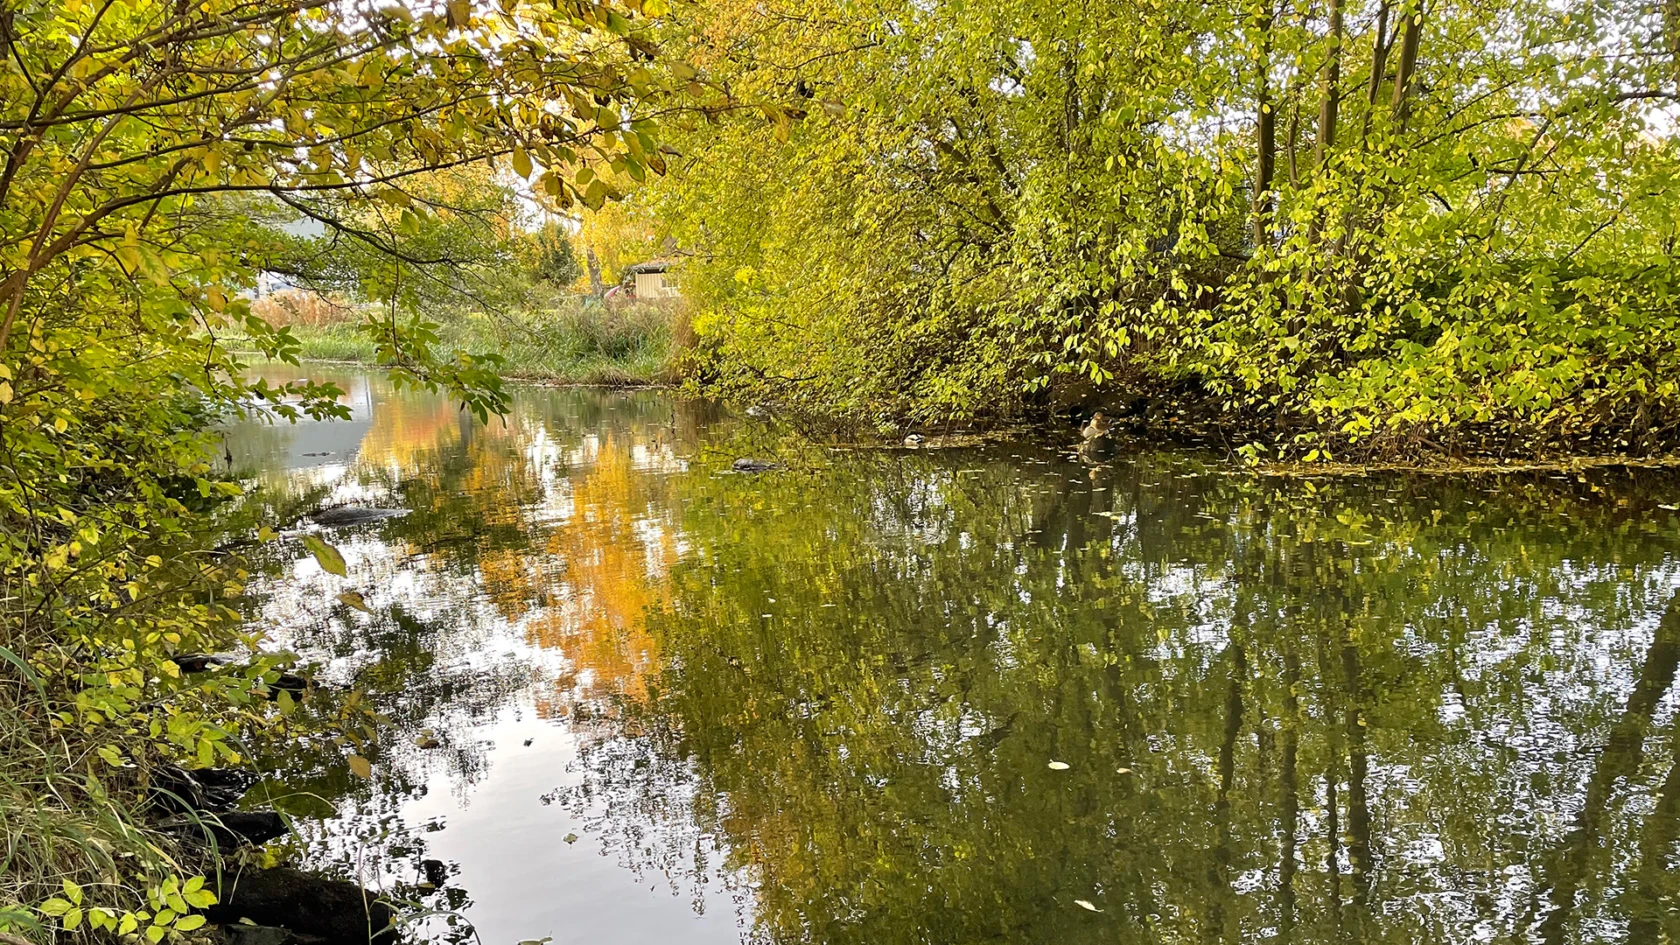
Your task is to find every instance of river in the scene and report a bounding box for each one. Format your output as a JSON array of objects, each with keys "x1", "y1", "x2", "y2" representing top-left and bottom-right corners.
[{"x1": 225, "y1": 365, "x2": 1680, "y2": 945}]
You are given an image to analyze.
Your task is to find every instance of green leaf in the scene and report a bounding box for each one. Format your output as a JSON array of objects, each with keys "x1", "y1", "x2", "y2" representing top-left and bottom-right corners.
[
  {"x1": 175, "y1": 915, "x2": 207, "y2": 932},
  {"x1": 300, "y1": 535, "x2": 347, "y2": 577}
]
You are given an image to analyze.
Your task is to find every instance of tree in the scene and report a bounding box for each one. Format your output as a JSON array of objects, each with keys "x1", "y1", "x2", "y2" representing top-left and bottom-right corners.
[
  {"x1": 530, "y1": 221, "x2": 585, "y2": 288},
  {"x1": 0, "y1": 0, "x2": 681, "y2": 930},
  {"x1": 650, "y1": 0, "x2": 1680, "y2": 457}
]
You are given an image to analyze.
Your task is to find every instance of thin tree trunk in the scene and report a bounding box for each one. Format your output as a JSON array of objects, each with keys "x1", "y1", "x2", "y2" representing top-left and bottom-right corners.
[
  {"x1": 1389, "y1": 0, "x2": 1424, "y2": 128},
  {"x1": 1666, "y1": 0, "x2": 1680, "y2": 82},
  {"x1": 1307, "y1": 0, "x2": 1343, "y2": 247},
  {"x1": 586, "y1": 247, "x2": 604, "y2": 297},
  {"x1": 1360, "y1": 2, "x2": 1392, "y2": 142},
  {"x1": 1316, "y1": 0, "x2": 1343, "y2": 168},
  {"x1": 1253, "y1": 2, "x2": 1277, "y2": 248}
]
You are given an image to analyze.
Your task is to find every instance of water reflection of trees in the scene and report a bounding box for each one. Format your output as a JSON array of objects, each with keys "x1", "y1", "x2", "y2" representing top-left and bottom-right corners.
[
  {"x1": 234, "y1": 376, "x2": 1680, "y2": 945},
  {"x1": 239, "y1": 385, "x2": 707, "y2": 919},
  {"x1": 567, "y1": 453, "x2": 1680, "y2": 945}
]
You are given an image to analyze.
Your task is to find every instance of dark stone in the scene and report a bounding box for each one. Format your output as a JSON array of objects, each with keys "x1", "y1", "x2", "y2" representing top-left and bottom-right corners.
[
  {"x1": 219, "y1": 924, "x2": 306, "y2": 945},
  {"x1": 162, "y1": 810, "x2": 288, "y2": 849},
  {"x1": 174, "y1": 653, "x2": 231, "y2": 673},
  {"x1": 262, "y1": 672, "x2": 314, "y2": 698},
  {"x1": 730, "y1": 458, "x2": 780, "y2": 473},
  {"x1": 208, "y1": 867, "x2": 395, "y2": 945},
  {"x1": 175, "y1": 656, "x2": 316, "y2": 701},
  {"x1": 420, "y1": 859, "x2": 448, "y2": 887},
  {"x1": 308, "y1": 506, "x2": 408, "y2": 528},
  {"x1": 151, "y1": 766, "x2": 257, "y2": 814}
]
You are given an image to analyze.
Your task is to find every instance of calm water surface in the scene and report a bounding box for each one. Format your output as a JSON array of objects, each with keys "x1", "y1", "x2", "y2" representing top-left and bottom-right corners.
[{"x1": 227, "y1": 367, "x2": 1680, "y2": 945}]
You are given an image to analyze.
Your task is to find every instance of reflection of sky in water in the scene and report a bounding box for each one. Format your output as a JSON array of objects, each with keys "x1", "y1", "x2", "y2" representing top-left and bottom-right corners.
[
  {"x1": 231, "y1": 365, "x2": 747, "y2": 945},
  {"x1": 226, "y1": 365, "x2": 1680, "y2": 945}
]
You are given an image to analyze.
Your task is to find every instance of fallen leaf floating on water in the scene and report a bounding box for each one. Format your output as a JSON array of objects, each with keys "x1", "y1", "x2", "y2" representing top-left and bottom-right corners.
[
  {"x1": 336, "y1": 590, "x2": 372, "y2": 613},
  {"x1": 1048, "y1": 760, "x2": 1070, "y2": 770},
  {"x1": 347, "y1": 754, "x2": 372, "y2": 778},
  {"x1": 416, "y1": 731, "x2": 441, "y2": 749},
  {"x1": 563, "y1": 833, "x2": 579, "y2": 844},
  {"x1": 1075, "y1": 900, "x2": 1102, "y2": 912}
]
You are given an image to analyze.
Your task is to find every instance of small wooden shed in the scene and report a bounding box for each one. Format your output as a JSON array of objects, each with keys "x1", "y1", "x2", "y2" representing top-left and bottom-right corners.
[{"x1": 623, "y1": 259, "x2": 680, "y2": 300}]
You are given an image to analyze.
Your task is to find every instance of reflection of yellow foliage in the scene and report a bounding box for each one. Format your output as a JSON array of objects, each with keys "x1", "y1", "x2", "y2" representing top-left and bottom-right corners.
[
  {"x1": 527, "y1": 436, "x2": 677, "y2": 705},
  {"x1": 479, "y1": 547, "x2": 538, "y2": 622},
  {"x1": 327, "y1": 377, "x2": 684, "y2": 712},
  {"x1": 357, "y1": 393, "x2": 465, "y2": 470}
]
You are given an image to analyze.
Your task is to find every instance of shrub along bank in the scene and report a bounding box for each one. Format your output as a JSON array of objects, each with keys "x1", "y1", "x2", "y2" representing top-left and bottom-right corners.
[{"x1": 651, "y1": 0, "x2": 1680, "y2": 461}]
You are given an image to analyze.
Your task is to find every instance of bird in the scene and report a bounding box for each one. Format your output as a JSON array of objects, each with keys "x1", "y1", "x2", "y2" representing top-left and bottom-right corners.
[{"x1": 1081, "y1": 411, "x2": 1113, "y2": 440}]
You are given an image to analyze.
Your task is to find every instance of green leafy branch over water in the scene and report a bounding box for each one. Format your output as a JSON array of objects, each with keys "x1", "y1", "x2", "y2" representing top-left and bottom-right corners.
[
  {"x1": 646, "y1": 0, "x2": 1680, "y2": 459},
  {"x1": 0, "y1": 0, "x2": 685, "y2": 934}
]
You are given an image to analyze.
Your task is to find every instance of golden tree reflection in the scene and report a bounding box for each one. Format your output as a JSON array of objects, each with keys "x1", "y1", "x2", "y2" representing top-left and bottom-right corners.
[{"x1": 527, "y1": 434, "x2": 680, "y2": 708}]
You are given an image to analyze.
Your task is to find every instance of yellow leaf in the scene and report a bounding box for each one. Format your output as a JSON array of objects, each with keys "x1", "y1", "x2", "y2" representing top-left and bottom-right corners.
[
  {"x1": 300, "y1": 535, "x2": 347, "y2": 576},
  {"x1": 337, "y1": 590, "x2": 372, "y2": 613},
  {"x1": 511, "y1": 146, "x2": 533, "y2": 179},
  {"x1": 347, "y1": 754, "x2": 372, "y2": 778}
]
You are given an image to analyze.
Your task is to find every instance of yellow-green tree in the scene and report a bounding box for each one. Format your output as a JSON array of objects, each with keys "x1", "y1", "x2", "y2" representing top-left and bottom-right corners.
[
  {"x1": 0, "y1": 0, "x2": 677, "y2": 934},
  {"x1": 652, "y1": 0, "x2": 1680, "y2": 456}
]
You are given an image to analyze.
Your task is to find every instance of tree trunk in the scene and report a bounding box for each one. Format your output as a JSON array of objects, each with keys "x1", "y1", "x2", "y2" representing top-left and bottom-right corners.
[
  {"x1": 1316, "y1": 0, "x2": 1343, "y2": 168},
  {"x1": 1359, "y1": 1, "x2": 1392, "y2": 143},
  {"x1": 1389, "y1": 0, "x2": 1424, "y2": 128},
  {"x1": 586, "y1": 247, "x2": 604, "y2": 297},
  {"x1": 1253, "y1": 2, "x2": 1276, "y2": 248},
  {"x1": 1309, "y1": 0, "x2": 1344, "y2": 247},
  {"x1": 1667, "y1": 0, "x2": 1680, "y2": 82}
]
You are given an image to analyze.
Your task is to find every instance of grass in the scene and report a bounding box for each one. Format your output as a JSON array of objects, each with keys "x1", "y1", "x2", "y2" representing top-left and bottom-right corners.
[{"x1": 229, "y1": 294, "x2": 686, "y2": 386}]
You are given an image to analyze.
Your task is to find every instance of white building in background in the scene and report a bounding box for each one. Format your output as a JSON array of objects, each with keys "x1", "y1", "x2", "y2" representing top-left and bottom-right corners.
[{"x1": 623, "y1": 260, "x2": 680, "y2": 300}]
